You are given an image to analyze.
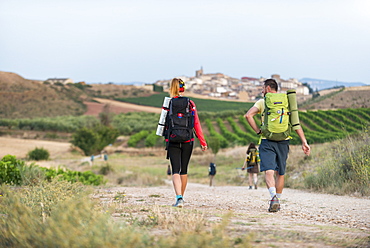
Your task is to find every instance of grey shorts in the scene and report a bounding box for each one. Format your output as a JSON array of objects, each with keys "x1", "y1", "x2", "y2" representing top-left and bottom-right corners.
[{"x1": 259, "y1": 139, "x2": 289, "y2": 175}]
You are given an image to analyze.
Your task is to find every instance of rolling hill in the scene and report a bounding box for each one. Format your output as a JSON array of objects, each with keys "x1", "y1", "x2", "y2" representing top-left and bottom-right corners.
[
  {"x1": 300, "y1": 86, "x2": 370, "y2": 110},
  {"x1": 0, "y1": 71, "x2": 88, "y2": 118},
  {"x1": 0, "y1": 71, "x2": 153, "y2": 119},
  {"x1": 1, "y1": 71, "x2": 370, "y2": 120}
]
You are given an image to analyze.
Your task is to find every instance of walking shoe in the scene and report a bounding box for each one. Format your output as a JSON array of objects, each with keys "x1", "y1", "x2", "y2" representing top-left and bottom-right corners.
[
  {"x1": 172, "y1": 198, "x2": 184, "y2": 208},
  {"x1": 254, "y1": 184, "x2": 258, "y2": 190},
  {"x1": 249, "y1": 186, "x2": 253, "y2": 190},
  {"x1": 268, "y1": 195, "x2": 280, "y2": 212}
]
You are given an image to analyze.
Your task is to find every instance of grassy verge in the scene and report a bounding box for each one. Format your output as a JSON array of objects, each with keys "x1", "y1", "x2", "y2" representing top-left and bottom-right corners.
[
  {"x1": 2, "y1": 180, "x2": 367, "y2": 248},
  {"x1": 0, "y1": 180, "x2": 252, "y2": 248},
  {"x1": 285, "y1": 130, "x2": 370, "y2": 196},
  {"x1": 302, "y1": 130, "x2": 370, "y2": 196}
]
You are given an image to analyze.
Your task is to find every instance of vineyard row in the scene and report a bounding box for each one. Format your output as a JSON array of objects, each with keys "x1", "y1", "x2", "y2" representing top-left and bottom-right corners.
[{"x1": 0, "y1": 108, "x2": 369, "y2": 148}]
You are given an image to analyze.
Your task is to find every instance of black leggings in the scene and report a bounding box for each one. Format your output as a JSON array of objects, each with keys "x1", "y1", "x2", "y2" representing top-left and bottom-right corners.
[{"x1": 168, "y1": 142, "x2": 193, "y2": 175}]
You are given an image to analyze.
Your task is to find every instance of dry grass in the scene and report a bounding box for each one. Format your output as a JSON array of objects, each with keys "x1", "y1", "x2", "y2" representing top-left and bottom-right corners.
[{"x1": 0, "y1": 181, "x2": 253, "y2": 248}]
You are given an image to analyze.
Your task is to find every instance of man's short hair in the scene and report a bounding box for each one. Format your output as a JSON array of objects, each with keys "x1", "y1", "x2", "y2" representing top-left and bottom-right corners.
[{"x1": 264, "y1": 79, "x2": 278, "y2": 91}]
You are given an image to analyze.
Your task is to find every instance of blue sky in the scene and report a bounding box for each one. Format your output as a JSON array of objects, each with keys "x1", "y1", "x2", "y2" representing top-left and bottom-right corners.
[{"x1": 1, "y1": 0, "x2": 369, "y2": 84}]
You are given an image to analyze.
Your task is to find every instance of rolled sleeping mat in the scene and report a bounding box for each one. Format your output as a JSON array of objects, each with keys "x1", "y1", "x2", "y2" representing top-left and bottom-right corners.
[
  {"x1": 162, "y1": 96, "x2": 171, "y2": 109},
  {"x1": 156, "y1": 97, "x2": 171, "y2": 136},
  {"x1": 287, "y1": 89, "x2": 300, "y2": 129}
]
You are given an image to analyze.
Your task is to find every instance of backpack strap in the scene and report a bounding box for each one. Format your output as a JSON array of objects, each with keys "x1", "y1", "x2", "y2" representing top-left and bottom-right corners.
[{"x1": 165, "y1": 98, "x2": 173, "y2": 159}]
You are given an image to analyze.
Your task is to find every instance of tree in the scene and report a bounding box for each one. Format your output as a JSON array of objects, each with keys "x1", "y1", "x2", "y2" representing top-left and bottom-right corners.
[
  {"x1": 207, "y1": 136, "x2": 220, "y2": 162},
  {"x1": 153, "y1": 84, "x2": 164, "y2": 92},
  {"x1": 99, "y1": 104, "x2": 114, "y2": 126},
  {"x1": 71, "y1": 125, "x2": 120, "y2": 156},
  {"x1": 94, "y1": 125, "x2": 120, "y2": 152},
  {"x1": 71, "y1": 128, "x2": 99, "y2": 156}
]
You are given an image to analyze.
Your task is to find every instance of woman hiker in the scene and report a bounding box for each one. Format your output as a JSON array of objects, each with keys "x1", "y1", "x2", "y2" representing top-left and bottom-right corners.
[{"x1": 164, "y1": 78, "x2": 207, "y2": 207}]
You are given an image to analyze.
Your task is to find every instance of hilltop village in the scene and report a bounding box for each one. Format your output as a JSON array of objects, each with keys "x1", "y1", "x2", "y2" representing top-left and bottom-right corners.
[
  {"x1": 154, "y1": 68, "x2": 311, "y2": 102},
  {"x1": 37, "y1": 68, "x2": 312, "y2": 102}
]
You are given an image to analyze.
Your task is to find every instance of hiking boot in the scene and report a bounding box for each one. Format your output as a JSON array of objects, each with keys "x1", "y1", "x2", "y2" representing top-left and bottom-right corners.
[
  {"x1": 249, "y1": 186, "x2": 253, "y2": 190},
  {"x1": 268, "y1": 195, "x2": 280, "y2": 212},
  {"x1": 172, "y1": 198, "x2": 184, "y2": 208},
  {"x1": 254, "y1": 184, "x2": 258, "y2": 190}
]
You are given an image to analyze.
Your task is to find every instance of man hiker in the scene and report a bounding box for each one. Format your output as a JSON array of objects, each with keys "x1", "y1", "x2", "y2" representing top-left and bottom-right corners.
[{"x1": 244, "y1": 79, "x2": 310, "y2": 212}]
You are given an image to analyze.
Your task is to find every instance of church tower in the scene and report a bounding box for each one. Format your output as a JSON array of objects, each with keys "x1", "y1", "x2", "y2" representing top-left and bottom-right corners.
[{"x1": 195, "y1": 67, "x2": 203, "y2": 78}]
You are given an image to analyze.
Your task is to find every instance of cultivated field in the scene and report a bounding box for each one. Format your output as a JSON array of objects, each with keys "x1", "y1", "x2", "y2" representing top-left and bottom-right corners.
[{"x1": 84, "y1": 98, "x2": 161, "y2": 117}]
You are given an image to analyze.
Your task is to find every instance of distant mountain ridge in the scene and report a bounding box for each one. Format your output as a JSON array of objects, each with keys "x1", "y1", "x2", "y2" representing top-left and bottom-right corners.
[{"x1": 300, "y1": 78, "x2": 368, "y2": 91}]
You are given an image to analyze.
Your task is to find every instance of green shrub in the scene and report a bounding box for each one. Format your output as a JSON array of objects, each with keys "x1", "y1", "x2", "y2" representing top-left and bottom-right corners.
[
  {"x1": 0, "y1": 155, "x2": 24, "y2": 185},
  {"x1": 127, "y1": 130, "x2": 149, "y2": 147},
  {"x1": 145, "y1": 131, "x2": 160, "y2": 147},
  {"x1": 41, "y1": 167, "x2": 105, "y2": 186},
  {"x1": 0, "y1": 155, "x2": 104, "y2": 186},
  {"x1": 27, "y1": 147, "x2": 50, "y2": 161}
]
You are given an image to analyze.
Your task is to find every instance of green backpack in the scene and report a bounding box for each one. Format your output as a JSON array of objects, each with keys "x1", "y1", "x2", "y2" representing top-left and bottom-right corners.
[
  {"x1": 248, "y1": 148, "x2": 257, "y2": 166},
  {"x1": 261, "y1": 93, "x2": 291, "y2": 141}
]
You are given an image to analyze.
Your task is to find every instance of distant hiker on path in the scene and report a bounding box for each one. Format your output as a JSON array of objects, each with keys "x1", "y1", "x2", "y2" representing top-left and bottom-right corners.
[
  {"x1": 209, "y1": 162, "x2": 216, "y2": 187},
  {"x1": 164, "y1": 78, "x2": 207, "y2": 208},
  {"x1": 244, "y1": 79, "x2": 310, "y2": 212},
  {"x1": 242, "y1": 143, "x2": 260, "y2": 190}
]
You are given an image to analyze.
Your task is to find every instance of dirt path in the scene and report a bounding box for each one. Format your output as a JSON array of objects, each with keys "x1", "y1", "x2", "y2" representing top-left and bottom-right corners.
[
  {"x1": 84, "y1": 98, "x2": 161, "y2": 116},
  {"x1": 102, "y1": 182, "x2": 370, "y2": 247}
]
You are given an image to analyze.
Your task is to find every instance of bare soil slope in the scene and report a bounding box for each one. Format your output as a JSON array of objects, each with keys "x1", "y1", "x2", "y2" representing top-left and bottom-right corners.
[
  {"x1": 84, "y1": 98, "x2": 161, "y2": 117},
  {"x1": 0, "y1": 71, "x2": 87, "y2": 118},
  {"x1": 302, "y1": 86, "x2": 370, "y2": 110}
]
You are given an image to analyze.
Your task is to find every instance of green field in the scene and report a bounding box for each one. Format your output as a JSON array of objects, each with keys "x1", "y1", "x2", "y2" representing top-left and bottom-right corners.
[{"x1": 115, "y1": 92, "x2": 253, "y2": 112}]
